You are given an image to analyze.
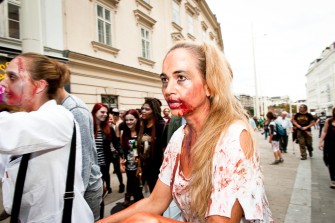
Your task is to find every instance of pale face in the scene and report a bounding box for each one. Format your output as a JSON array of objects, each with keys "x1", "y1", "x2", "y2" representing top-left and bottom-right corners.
[
  {"x1": 108, "y1": 114, "x2": 114, "y2": 126},
  {"x1": 0, "y1": 56, "x2": 37, "y2": 111},
  {"x1": 95, "y1": 107, "x2": 108, "y2": 123},
  {"x1": 119, "y1": 110, "x2": 126, "y2": 118},
  {"x1": 160, "y1": 48, "x2": 210, "y2": 117},
  {"x1": 299, "y1": 105, "x2": 307, "y2": 114},
  {"x1": 141, "y1": 103, "x2": 153, "y2": 120},
  {"x1": 125, "y1": 114, "x2": 138, "y2": 130},
  {"x1": 163, "y1": 109, "x2": 170, "y2": 117}
]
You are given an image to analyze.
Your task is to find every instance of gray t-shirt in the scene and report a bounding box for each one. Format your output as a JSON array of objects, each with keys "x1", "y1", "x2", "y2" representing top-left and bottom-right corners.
[{"x1": 62, "y1": 94, "x2": 102, "y2": 191}]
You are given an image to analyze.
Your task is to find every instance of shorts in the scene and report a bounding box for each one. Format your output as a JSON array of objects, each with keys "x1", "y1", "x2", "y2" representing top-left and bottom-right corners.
[{"x1": 271, "y1": 141, "x2": 280, "y2": 152}]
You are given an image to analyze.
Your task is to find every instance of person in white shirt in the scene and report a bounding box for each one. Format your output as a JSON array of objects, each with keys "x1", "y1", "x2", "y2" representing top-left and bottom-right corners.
[
  {"x1": 276, "y1": 111, "x2": 293, "y2": 153},
  {"x1": 0, "y1": 53, "x2": 93, "y2": 222}
]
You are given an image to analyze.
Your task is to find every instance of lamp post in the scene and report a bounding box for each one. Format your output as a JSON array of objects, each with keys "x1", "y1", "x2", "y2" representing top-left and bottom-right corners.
[
  {"x1": 251, "y1": 25, "x2": 259, "y2": 119},
  {"x1": 251, "y1": 24, "x2": 266, "y2": 119}
]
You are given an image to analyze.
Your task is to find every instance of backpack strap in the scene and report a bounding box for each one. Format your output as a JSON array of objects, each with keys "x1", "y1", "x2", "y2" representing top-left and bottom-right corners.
[
  {"x1": 62, "y1": 122, "x2": 77, "y2": 223},
  {"x1": 10, "y1": 153, "x2": 31, "y2": 223}
]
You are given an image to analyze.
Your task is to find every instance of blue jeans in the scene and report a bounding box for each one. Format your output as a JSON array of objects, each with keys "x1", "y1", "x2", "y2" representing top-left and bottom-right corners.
[{"x1": 84, "y1": 180, "x2": 103, "y2": 221}]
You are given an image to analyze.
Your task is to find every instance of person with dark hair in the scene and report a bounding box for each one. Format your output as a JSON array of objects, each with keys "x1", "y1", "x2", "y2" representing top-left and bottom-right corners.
[
  {"x1": 92, "y1": 103, "x2": 123, "y2": 194},
  {"x1": 319, "y1": 107, "x2": 335, "y2": 189},
  {"x1": 137, "y1": 98, "x2": 167, "y2": 193},
  {"x1": 92, "y1": 103, "x2": 124, "y2": 218},
  {"x1": 98, "y1": 42, "x2": 272, "y2": 223},
  {"x1": 162, "y1": 108, "x2": 171, "y2": 124},
  {"x1": 316, "y1": 111, "x2": 327, "y2": 138},
  {"x1": 266, "y1": 111, "x2": 284, "y2": 165},
  {"x1": 119, "y1": 109, "x2": 143, "y2": 206},
  {"x1": 0, "y1": 53, "x2": 93, "y2": 222},
  {"x1": 292, "y1": 104, "x2": 315, "y2": 160}
]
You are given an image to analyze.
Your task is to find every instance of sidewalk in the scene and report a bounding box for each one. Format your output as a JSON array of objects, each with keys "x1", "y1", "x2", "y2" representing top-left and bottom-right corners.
[
  {"x1": 1, "y1": 128, "x2": 334, "y2": 223},
  {"x1": 256, "y1": 130, "x2": 302, "y2": 223}
]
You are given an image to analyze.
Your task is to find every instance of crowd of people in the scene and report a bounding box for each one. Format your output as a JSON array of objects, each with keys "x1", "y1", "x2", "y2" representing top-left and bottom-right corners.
[
  {"x1": 1, "y1": 40, "x2": 335, "y2": 222},
  {"x1": 0, "y1": 42, "x2": 276, "y2": 223},
  {"x1": 254, "y1": 105, "x2": 335, "y2": 190}
]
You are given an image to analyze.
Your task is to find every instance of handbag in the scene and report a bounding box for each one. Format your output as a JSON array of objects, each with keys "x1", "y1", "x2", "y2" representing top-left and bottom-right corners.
[{"x1": 10, "y1": 123, "x2": 76, "y2": 223}]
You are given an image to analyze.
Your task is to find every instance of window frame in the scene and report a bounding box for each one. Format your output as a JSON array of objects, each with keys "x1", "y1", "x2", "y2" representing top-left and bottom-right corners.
[
  {"x1": 6, "y1": 0, "x2": 21, "y2": 40},
  {"x1": 140, "y1": 26, "x2": 151, "y2": 60},
  {"x1": 186, "y1": 13, "x2": 194, "y2": 35},
  {"x1": 172, "y1": 0, "x2": 180, "y2": 25},
  {"x1": 101, "y1": 94, "x2": 118, "y2": 109},
  {"x1": 96, "y1": 3, "x2": 112, "y2": 46}
]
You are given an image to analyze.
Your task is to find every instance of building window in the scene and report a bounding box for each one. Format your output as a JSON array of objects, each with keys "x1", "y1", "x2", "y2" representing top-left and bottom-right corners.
[
  {"x1": 187, "y1": 14, "x2": 194, "y2": 35},
  {"x1": 97, "y1": 4, "x2": 112, "y2": 45},
  {"x1": 141, "y1": 27, "x2": 150, "y2": 59},
  {"x1": 8, "y1": 1, "x2": 20, "y2": 39},
  {"x1": 101, "y1": 95, "x2": 118, "y2": 109},
  {"x1": 172, "y1": 1, "x2": 180, "y2": 25}
]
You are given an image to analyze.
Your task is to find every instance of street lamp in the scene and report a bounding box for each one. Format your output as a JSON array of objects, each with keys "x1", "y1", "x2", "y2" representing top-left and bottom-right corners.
[
  {"x1": 251, "y1": 30, "x2": 259, "y2": 119},
  {"x1": 251, "y1": 24, "x2": 266, "y2": 119}
]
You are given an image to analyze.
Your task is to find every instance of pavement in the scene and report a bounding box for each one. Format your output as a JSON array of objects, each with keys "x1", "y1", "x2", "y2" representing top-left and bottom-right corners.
[{"x1": 1, "y1": 127, "x2": 335, "y2": 222}]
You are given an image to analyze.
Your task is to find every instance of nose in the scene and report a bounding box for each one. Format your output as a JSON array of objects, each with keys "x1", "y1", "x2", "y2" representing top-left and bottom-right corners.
[
  {"x1": 0, "y1": 76, "x2": 8, "y2": 89},
  {"x1": 163, "y1": 79, "x2": 176, "y2": 96}
]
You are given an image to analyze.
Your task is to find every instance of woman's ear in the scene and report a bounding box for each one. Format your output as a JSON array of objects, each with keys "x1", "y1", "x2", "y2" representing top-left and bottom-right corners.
[
  {"x1": 205, "y1": 84, "x2": 211, "y2": 97},
  {"x1": 35, "y1": 79, "x2": 48, "y2": 94}
]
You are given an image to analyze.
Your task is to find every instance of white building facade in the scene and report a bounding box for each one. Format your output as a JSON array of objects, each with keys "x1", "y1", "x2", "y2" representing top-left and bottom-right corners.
[
  {"x1": 306, "y1": 41, "x2": 335, "y2": 115},
  {"x1": 0, "y1": 0, "x2": 223, "y2": 110}
]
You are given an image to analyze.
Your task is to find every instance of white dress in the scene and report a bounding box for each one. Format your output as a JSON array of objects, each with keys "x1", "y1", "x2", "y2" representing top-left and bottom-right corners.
[{"x1": 159, "y1": 121, "x2": 273, "y2": 222}]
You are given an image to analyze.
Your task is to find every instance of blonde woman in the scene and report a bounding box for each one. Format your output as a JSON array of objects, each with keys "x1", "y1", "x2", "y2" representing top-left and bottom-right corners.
[{"x1": 98, "y1": 42, "x2": 272, "y2": 223}]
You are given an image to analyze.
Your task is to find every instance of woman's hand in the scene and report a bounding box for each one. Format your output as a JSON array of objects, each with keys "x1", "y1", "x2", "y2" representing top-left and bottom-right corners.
[
  {"x1": 136, "y1": 167, "x2": 142, "y2": 177},
  {"x1": 319, "y1": 142, "x2": 324, "y2": 150},
  {"x1": 120, "y1": 158, "x2": 126, "y2": 173}
]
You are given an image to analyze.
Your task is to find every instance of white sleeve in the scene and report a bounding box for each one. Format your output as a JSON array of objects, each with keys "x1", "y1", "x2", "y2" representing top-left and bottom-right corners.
[{"x1": 0, "y1": 105, "x2": 73, "y2": 155}]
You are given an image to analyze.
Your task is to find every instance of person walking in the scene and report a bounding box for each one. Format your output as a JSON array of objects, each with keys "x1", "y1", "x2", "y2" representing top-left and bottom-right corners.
[
  {"x1": 277, "y1": 111, "x2": 293, "y2": 153},
  {"x1": 119, "y1": 109, "x2": 144, "y2": 206},
  {"x1": 97, "y1": 42, "x2": 272, "y2": 222},
  {"x1": 292, "y1": 104, "x2": 315, "y2": 160},
  {"x1": 137, "y1": 98, "x2": 167, "y2": 193},
  {"x1": 0, "y1": 53, "x2": 93, "y2": 222},
  {"x1": 56, "y1": 87, "x2": 103, "y2": 221},
  {"x1": 316, "y1": 111, "x2": 327, "y2": 138},
  {"x1": 319, "y1": 107, "x2": 335, "y2": 189},
  {"x1": 263, "y1": 119, "x2": 270, "y2": 140},
  {"x1": 92, "y1": 103, "x2": 124, "y2": 194},
  {"x1": 267, "y1": 111, "x2": 284, "y2": 165}
]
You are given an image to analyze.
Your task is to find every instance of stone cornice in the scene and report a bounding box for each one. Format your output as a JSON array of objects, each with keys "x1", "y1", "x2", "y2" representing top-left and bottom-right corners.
[{"x1": 66, "y1": 51, "x2": 160, "y2": 83}]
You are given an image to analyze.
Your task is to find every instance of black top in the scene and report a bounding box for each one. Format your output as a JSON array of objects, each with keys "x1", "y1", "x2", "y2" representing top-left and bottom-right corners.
[
  {"x1": 294, "y1": 113, "x2": 314, "y2": 132},
  {"x1": 140, "y1": 120, "x2": 167, "y2": 176}
]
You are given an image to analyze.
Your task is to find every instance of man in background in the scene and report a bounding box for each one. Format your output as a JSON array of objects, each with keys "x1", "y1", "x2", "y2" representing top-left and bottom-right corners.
[
  {"x1": 56, "y1": 87, "x2": 103, "y2": 221},
  {"x1": 277, "y1": 111, "x2": 293, "y2": 153},
  {"x1": 292, "y1": 104, "x2": 315, "y2": 160}
]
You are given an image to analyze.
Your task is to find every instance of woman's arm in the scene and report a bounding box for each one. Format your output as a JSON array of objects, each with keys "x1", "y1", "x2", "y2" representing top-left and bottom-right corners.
[
  {"x1": 206, "y1": 199, "x2": 243, "y2": 223},
  {"x1": 319, "y1": 118, "x2": 329, "y2": 150},
  {"x1": 97, "y1": 180, "x2": 172, "y2": 223}
]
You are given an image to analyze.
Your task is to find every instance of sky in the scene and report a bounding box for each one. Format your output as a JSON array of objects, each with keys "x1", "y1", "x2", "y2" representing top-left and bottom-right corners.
[{"x1": 206, "y1": 0, "x2": 335, "y2": 101}]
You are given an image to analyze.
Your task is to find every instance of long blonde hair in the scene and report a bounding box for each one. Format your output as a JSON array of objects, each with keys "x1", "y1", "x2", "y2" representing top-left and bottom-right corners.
[{"x1": 167, "y1": 42, "x2": 253, "y2": 220}]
